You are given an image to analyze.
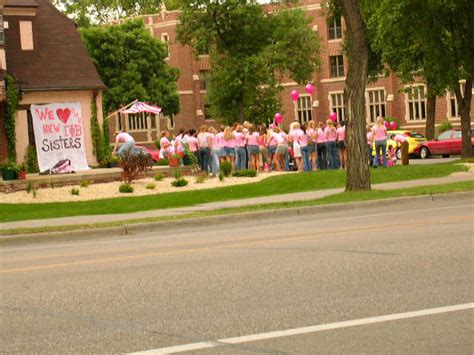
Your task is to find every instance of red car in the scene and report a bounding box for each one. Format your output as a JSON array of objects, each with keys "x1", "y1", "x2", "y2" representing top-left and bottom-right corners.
[
  {"x1": 414, "y1": 129, "x2": 474, "y2": 159},
  {"x1": 135, "y1": 145, "x2": 161, "y2": 162}
]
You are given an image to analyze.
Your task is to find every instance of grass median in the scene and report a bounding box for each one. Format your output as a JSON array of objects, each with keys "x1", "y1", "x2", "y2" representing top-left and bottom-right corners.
[
  {"x1": 0, "y1": 180, "x2": 471, "y2": 237},
  {"x1": 0, "y1": 161, "x2": 469, "y2": 223}
]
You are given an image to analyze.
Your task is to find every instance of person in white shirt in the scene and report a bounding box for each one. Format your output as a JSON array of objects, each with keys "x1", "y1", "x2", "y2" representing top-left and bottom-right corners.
[{"x1": 112, "y1": 131, "x2": 135, "y2": 158}]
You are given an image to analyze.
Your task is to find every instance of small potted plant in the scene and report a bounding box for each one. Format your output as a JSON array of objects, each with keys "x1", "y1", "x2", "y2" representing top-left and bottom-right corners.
[
  {"x1": 16, "y1": 163, "x2": 27, "y2": 180},
  {"x1": 168, "y1": 153, "x2": 182, "y2": 167},
  {"x1": 1, "y1": 161, "x2": 19, "y2": 181}
]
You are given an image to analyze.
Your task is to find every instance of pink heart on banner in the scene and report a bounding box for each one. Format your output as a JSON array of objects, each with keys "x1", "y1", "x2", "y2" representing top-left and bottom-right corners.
[{"x1": 56, "y1": 108, "x2": 71, "y2": 124}]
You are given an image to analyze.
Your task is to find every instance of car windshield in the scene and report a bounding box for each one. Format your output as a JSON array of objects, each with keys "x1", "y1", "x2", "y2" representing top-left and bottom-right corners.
[{"x1": 454, "y1": 131, "x2": 462, "y2": 139}]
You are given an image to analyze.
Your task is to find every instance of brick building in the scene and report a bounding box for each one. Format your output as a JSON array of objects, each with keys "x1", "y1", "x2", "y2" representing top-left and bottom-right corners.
[
  {"x1": 0, "y1": 0, "x2": 7, "y2": 161},
  {"x1": 113, "y1": 0, "x2": 472, "y2": 144}
]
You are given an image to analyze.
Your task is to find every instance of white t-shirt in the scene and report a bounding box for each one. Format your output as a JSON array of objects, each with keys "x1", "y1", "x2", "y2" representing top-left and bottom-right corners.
[{"x1": 115, "y1": 132, "x2": 135, "y2": 143}]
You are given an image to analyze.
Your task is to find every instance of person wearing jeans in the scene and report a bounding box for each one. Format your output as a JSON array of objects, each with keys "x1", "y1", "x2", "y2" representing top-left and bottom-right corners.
[
  {"x1": 234, "y1": 124, "x2": 247, "y2": 171},
  {"x1": 372, "y1": 116, "x2": 388, "y2": 168},
  {"x1": 197, "y1": 125, "x2": 212, "y2": 173},
  {"x1": 316, "y1": 122, "x2": 327, "y2": 170}
]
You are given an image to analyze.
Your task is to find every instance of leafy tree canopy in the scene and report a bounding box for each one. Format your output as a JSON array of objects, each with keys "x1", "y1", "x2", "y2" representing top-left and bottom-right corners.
[
  {"x1": 80, "y1": 19, "x2": 180, "y2": 115},
  {"x1": 177, "y1": 0, "x2": 320, "y2": 124}
]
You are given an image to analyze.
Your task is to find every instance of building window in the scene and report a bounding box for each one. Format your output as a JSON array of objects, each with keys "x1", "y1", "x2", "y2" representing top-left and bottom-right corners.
[
  {"x1": 296, "y1": 95, "x2": 312, "y2": 123},
  {"x1": 328, "y1": 17, "x2": 342, "y2": 40},
  {"x1": 127, "y1": 112, "x2": 148, "y2": 131},
  {"x1": 406, "y1": 85, "x2": 426, "y2": 121},
  {"x1": 20, "y1": 21, "x2": 34, "y2": 50},
  {"x1": 329, "y1": 92, "x2": 345, "y2": 122},
  {"x1": 161, "y1": 33, "x2": 170, "y2": 59},
  {"x1": 367, "y1": 89, "x2": 386, "y2": 123},
  {"x1": 447, "y1": 81, "x2": 466, "y2": 119},
  {"x1": 330, "y1": 55, "x2": 344, "y2": 78},
  {"x1": 199, "y1": 70, "x2": 210, "y2": 91}
]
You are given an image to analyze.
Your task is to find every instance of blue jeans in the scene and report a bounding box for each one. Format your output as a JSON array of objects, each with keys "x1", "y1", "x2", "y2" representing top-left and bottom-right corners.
[
  {"x1": 210, "y1": 148, "x2": 220, "y2": 176},
  {"x1": 373, "y1": 140, "x2": 387, "y2": 167},
  {"x1": 300, "y1": 145, "x2": 312, "y2": 172},
  {"x1": 199, "y1": 147, "x2": 211, "y2": 172},
  {"x1": 317, "y1": 143, "x2": 327, "y2": 170},
  {"x1": 118, "y1": 141, "x2": 135, "y2": 158},
  {"x1": 235, "y1": 147, "x2": 247, "y2": 170},
  {"x1": 326, "y1": 141, "x2": 339, "y2": 169}
]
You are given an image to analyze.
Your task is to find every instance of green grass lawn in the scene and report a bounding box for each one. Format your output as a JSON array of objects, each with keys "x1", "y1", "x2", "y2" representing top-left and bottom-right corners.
[{"x1": 0, "y1": 161, "x2": 469, "y2": 223}]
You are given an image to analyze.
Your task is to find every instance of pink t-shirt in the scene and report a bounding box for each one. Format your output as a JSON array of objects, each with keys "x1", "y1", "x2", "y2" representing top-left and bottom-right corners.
[
  {"x1": 272, "y1": 132, "x2": 284, "y2": 145},
  {"x1": 325, "y1": 127, "x2": 337, "y2": 142},
  {"x1": 223, "y1": 134, "x2": 236, "y2": 148},
  {"x1": 316, "y1": 128, "x2": 327, "y2": 143},
  {"x1": 175, "y1": 134, "x2": 184, "y2": 152},
  {"x1": 187, "y1": 136, "x2": 199, "y2": 152},
  {"x1": 234, "y1": 131, "x2": 246, "y2": 147},
  {"x1": 197, "y1": 132, "x2": 211, "y2": 148},
  {"x1": 216, "y1": 132, "x2": 225, "y2": 147},
  {"x1": 210, "y1": 134, "x2": 218, "y2": 148},
  {"x1": 160, "y1": 137, "x2": 172, "y2": 152},
  {"x1": 372, "y1": 125, "x2": 387, "y2": 141},
  {"x1": 394, "y1": 134, "x2": 407, "y2": 143},
  {"x1": 336, "y1": 126, "x2": 346, "y2": 141},
  {"x1": 367, "y1": 131, "x2": 374, "y2": 144},
  {"x1": 247, "y1": 132, "x2": 259, "y2": 146},
  {"x1": 116, "y1": 132, "x2": 135, "y2": 143},
  {"x1": 280, "y1": 131, "x2": 288, "y2": 142},
  {"x1": 289, "y1": 129, "x2": 300, "y2": 143}
]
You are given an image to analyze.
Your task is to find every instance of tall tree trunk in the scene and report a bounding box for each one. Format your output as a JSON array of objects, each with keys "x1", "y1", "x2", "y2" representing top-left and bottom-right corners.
[
  {"x1": 337, "y1": 0, "x2": 371, "y2": 191},
  {"x1": 455, "y1": 79, "x2": 473, "y2": 159},
  {"x1": 425, "y1": 82, "x2": 436, "y2": 140}
]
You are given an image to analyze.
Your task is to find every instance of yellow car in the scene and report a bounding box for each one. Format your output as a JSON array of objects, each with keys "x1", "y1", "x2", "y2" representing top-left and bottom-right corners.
[{"x1": 387, "y1": 130, "x2": 427, "y2": 159}]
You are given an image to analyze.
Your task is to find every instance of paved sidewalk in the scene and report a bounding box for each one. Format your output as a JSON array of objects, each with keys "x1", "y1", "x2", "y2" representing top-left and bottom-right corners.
[{"x1": 0, "y1": 173, "x2": 472, "y2": 231}]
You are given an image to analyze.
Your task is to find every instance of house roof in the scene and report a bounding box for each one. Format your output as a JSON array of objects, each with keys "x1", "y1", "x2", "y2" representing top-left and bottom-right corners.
[
  {"x1": 5, "y1": 0, "x2": 38, "y2": 8},
  {"x1": 5, "y1": 0, "x2": 105, "y2": 92}
]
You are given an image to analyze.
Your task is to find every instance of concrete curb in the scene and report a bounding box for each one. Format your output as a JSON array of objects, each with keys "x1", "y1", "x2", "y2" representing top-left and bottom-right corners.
[{"x1": 1, "y1": 191, "x2": 472, "y2": 246}]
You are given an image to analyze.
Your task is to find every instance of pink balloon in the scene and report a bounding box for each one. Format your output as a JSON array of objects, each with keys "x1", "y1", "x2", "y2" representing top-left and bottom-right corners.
[
  {"x1": 390, "y1": 121, "x2": 397, "y2": 130},
  {"x1": 330, "y1": 112, "x2": 337, "y2": 122},
  {"x1": 274, "y1": 112, "x2": 283, "y2": 125},
  {"x1": 305, "y1": 84, "x2": 314, "y2": 95},
  {"x1": 384, "y1": 121, "x2": 390, "y2": 129},
  {"x1": 291, "y1": 90, "x2": 299, "y2": 102}
]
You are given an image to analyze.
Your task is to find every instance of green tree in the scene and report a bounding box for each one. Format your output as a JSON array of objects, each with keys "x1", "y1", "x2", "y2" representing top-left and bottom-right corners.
[
  {"x1": 369, "y1": 0, "x2": 473, "y2": 157},
  {"x1": 80, "y1": 19, "x2": 180, "y2": 116},
  {"x1": 177, "y1": 0, "x2": 320, "y2": 124}
]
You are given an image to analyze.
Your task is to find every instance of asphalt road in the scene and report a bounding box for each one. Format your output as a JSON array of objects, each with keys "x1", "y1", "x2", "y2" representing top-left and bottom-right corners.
[{"x1": 0, "y1": 193, "x2": 473, "y2": 354}]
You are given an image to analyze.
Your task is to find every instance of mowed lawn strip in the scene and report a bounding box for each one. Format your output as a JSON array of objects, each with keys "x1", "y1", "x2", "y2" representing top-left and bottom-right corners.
[
  {"x1": 0, "y1": 162, "x2": 467, "y2": 223},
  {"x1": 1, "y1": 180, "x2": 472, "y2": 237}
]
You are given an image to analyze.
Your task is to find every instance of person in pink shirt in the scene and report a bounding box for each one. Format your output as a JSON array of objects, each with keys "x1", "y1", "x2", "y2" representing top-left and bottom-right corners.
[
  {"x1": 174, "y1": 129, "x2": 185, "y2": 154},
  {"x1": 185, "y1": 129, "x2": 199, "y2": 165},
  {"x1": 270, "y1": 127, "x2": 287, "y2": 171},
  {"x1": 208, "y1": 127, "x2": 220, "y2": 176},
  {"x1": 216, "y1": 125, "x2": 225, "y2": 163},
  {"x1": 159, "y1": 131, "x2": 174, "y2": 159},
  {"x1": 336, "y1": 122, "x2": 346, "y2": 169},
  {"x1": 258, "y1": 126, "x2": 270, "y2": 172},
  {"x1": 367, "y1": 127, "x2": 374, "y2": 165},
  {"x1": 222, "y1": 126, "x2": 236, "y2": 171},
  {"x1": 289, "y1": 122, "x2": 303, "y2": 172},
  {"x1": 306, "y1": 120, "x2": 317, "y2": 171},
  {"x1": 197, "y1": 125, "x2": 212, "y2": 173},
  {"x1": 233, "y1": 124, "x2": 247, "y2": 171},
  {"x1": 372, "y1": 116, "x2": 388, "y2": 167},
  {"x1": 316, "y1": 122, "x2": 328, "y2": 170},
  {"x1": 246, "y1": 124, "x2": 260, "y2": 170},
  {"x1": 325, "y1": 119, "x2": 339, "y2": 169}
]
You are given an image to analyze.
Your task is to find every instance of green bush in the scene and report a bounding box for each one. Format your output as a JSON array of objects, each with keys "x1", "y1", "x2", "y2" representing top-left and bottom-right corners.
[
  {"x1": 80, "y1": 179, "x2": 92, "y2": 188},
  {"x1": 171, "y1": 178, "x2": 188, "y2": 187},
  {"x1": 218, "y1": 171, "x2": 225, "y2": 182},
  {"x1": 154, "y1": 173, "x2": 164, "y2": 181},
  {"x1": 146, "y1": 183, "x2": 156, "y2": 190},
  {"x1": 195, "y1": 175, "x2": 207, "y2": 184},
  {"x1": 70, "y1": 188, "x2": 80, "y2": 196},
  {"x1": 232, "y1": 169, "x2": 257, "y2": 177},
  {"x1": 119, "y1": 151, "x2": 153, "y2": 183},
  {"x1": 119, "y1": 183, "x2": 134, "y2": 193},
  {"x1": 438, "y1": 120, "x2": 453, "y2": 135},
  {"x1": 220, "y1": 161, "x2": 232, "y2": 177},
  {"x1": 24, "y1": 145, "x2": 39, "y2": 174},
  {"x1": 172, "y1": 169, "x2": 182, "y2": 179},
  {"x1": 157, "y1": 158, "x2": 169, "y2": 166}
]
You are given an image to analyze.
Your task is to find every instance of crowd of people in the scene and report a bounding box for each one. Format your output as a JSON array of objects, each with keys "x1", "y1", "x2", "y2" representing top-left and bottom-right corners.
[
  {"x1": 114, "y1": 115, "x2": 403, "y2": 175},
  {"x1": 158, "y1": 119, "x2": 348, "y2": 176}
]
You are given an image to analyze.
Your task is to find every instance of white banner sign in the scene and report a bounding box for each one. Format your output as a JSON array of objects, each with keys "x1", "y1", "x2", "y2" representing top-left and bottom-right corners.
[{"x1": 31, "y1": 103, "x2": 89, "y2": 173}]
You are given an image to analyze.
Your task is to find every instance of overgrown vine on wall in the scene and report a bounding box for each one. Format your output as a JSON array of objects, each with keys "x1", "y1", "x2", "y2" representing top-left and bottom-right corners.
[
  {"x1": 5, "y1": 75, "x2": 20, "y2": 162},
  {"x1": 90, "y1": 92, "x2": 105, "y2": 163}
]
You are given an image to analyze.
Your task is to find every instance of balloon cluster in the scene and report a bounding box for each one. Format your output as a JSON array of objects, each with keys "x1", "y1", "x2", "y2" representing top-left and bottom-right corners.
[{"x1": 274, "y1": 84, "x2": 316, "y2": 127}]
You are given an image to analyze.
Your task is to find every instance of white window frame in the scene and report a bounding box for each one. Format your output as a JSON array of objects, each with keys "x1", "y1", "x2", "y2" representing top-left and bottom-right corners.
[
  {"x1": 330, "y1": 55, "x2": 344, "y2": 78},
  {"x1": 405, "y1": 84, "x2": 427, "y2": 121},
  {"x1": 446, "y1": 80, "x2": 466, "y2": 120},
  {"x1": 329, "y1": 91, "x2": 345, "y2": 123},
  {"x1": 328, "y1": 17, "x2": 342, "y2": 41},
  {"x1": 161, "y1": 32, "x2": 170, "y2": 60},
  {"x1": 199, "y1": 69, "x2": 210, "y2": 92},
  {"x1": 366, "y1": 88, "x2": 386, "y2": 123},
  {"x1": 295, "y1": 94, "x2": 313, "y2": 124}
]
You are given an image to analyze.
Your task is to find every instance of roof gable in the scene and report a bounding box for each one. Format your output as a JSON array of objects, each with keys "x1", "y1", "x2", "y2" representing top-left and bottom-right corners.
[{"x1": 5, "y1": 0, "x2": 105, "y2": 91}]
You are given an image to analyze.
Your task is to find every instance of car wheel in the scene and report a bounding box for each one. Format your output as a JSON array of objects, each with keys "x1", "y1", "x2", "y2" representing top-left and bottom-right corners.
[
  {"x1": 396, "y1": 148, "x2": 402, "y2": 160},
  {"x1": 420, "y1": 147, "x2": 430, "y2": 159}
]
